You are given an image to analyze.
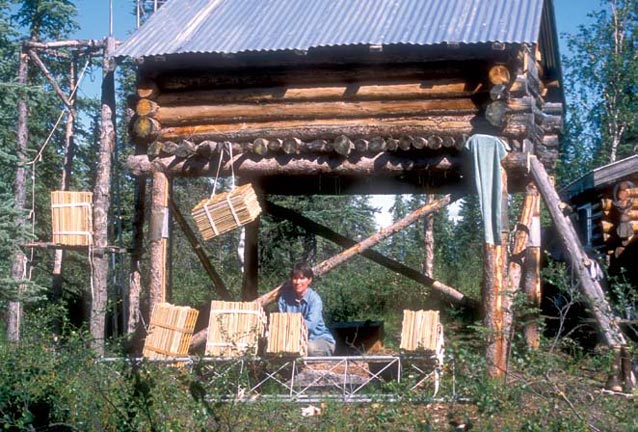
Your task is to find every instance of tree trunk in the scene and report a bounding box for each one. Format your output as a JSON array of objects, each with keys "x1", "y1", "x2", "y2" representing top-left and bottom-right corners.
[
  {"x1": 52, "y1": 59, "x2": 77, "y2": 301},
  {"x1": 423, "y1": 195, "x2": 435, "y2": 278},
  {"x1": 127, "y1": 178, "x2": 146, "y2": 352},
  {"x1": 521, "y1": 184, "x2": 542, "y2": 350},
  {"x1": 7, "y1": 50, "x2": 29, "y2": 342},
  {"x1": 149, "y1": 170, "x2": 169, "y2": 313},
  {"x1": 241, "y1": 219, "x2": 259, "y2": 300},
  {"x1": 483, "y1": 167, "x2": 509, "y2": 378},
  {"x1": 90, "y1": 38, "x2": 116, "y2": 355}
]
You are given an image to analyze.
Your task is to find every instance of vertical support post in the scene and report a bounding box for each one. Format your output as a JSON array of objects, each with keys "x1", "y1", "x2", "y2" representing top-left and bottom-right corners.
[
  {"x1": 483, "y1": 167, "x2": 509, "y2": 378},
  {"x1": 149, "y1": 170, "x2": 169, "y2": 311},
  {"x1": 423, "y1": 195, "x2": 435, "y2": 278},
  {"x1": 127, "y1": 177, "x2": 146, "y2": 347},
  {"x1": 91, "y1": 36, "x2": 117, "y2": 354},
  {"x1": 52, "y1": 56, "x2": 77, "y2": 300},
  {"x1": 523, "y1": 184, "x2": 542, "y2": 349},
  {"x1": 241, "y1": 218, "x2": 260, "y2": 300},
  {"x1": 8, "y1": 48, "x2": 29, "y2": 342}
]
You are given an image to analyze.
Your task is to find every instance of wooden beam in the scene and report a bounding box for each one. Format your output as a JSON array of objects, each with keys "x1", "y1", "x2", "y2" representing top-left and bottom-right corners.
[
  {"x1": 149, "y1": 170, "x2": 169, "y2": 311},
  {"x1": 155, "y1": 81, "x2": 475, "y2": 106},
  {"x1": 127, "y1": 152, "x2": 461, "y2": 178},
  {"x1": 90, "y1": 37, "x2": 117, "y2": 354},
  {"x1": 483, "y1": 167, "x2": 510, "y2": 378},
  {"x1": 26, "y1": 49, "x2": 73, "y2": 110},
  {"x1": 168, "y1": 197, "x2": 233, "y2": 301},
  {"x1": 508, "y1": 183, "x2": 540, "y2": 350},
  {"x1": 262, "y1": 199, "x2": 475, "y2": 308},
  {"x1": 522, "y1": 184, "x2": 542, "y2": 350},
  {"x1": 529, "y1": 155, "x2": 626, "y2": 346},
  {"x1": 149, "y1": 98, "x2": 479, "y2": 127},
  {"x1": 154, "y1": 115, "x2": 527, "y2": 143},
  {"x1": 258, "y1": 195, "x2": 453, "y2": 307},
  {"x1": 241, "y1": 219, "x2": 260, "y2": 301}
]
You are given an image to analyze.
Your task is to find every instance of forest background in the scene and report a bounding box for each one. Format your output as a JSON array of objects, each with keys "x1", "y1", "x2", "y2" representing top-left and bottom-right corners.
[{"x1": 0, "y1": 0, "x2": 637, "y2": 430}]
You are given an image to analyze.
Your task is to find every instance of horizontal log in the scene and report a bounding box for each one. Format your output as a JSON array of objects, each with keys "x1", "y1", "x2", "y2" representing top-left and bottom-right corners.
[
  {"x1": 540, "y1": 113, "x2": 563, "y2": 134},
  {"x1": 155, "y1": 115, "x2": 526, "y2": 143},
  {"x1": 601, "y1": 220, "x2": 638, "y2": 234},
  {"x1": 542, "y1": 135, "x2": 559, "y2": 148},
  {"x1": 126, "y1": 152, "x2": 462, "y2": 177},
  {"x1": 601, "y1": 199, "x2": 638, "y2": 211},
  {"x1": 131, "y1": 116, "x2": 161, "y2": 143},
  {"x1": 489, "y1": 65, "x2": 511, "y2": 85},
  {"x1": 23, "y1": 39, "x2": 106, "y2": 50},
  {"x1": 136, "y1": 98, "x2": 159, "y2": 117},
  {"x1": 155, "y1": 81, "x2": 476, "y2": 106},
  {"x1": 157, "y1": 64, "x2": 481, "y2": 91},
  {"x1": 149, "y1": 98, "x2": 479, "y2": 126},
  {"x1": 542, "y1": 102, "x2": 563, "y2": 116}
]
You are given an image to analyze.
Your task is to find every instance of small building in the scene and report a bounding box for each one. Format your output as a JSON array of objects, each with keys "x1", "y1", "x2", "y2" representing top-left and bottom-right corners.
[
  {"x1": 114, "y1": 0, "x2": 577, "y2": 375},
  {"x1": 561, "y1": 155, "x2": 638, "y2": 287}
]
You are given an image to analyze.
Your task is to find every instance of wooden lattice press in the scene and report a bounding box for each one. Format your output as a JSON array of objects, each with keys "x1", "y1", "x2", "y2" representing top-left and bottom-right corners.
[
  {"x1": 205, "y1": 301, "x2": 266, "y2": 357},
  {"x1": 50, "y1": 191, "x2": 93, "y2": 246},
  {"x1": 191, "y1": 183, "x2": 261, "y2": 240},
  {"x1": 143, "y1": 303, "x2": 199, "y2": 361}
]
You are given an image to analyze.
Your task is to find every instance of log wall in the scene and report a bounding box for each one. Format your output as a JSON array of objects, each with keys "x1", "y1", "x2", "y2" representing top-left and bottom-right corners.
[{"x1": 127, "y1": 53, "x2": 562, "y2": 182}]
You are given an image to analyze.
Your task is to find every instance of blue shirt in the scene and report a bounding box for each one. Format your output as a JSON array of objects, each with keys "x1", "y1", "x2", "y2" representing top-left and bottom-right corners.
[{"x1": 278, "y1": 286, "x2": 335, "y2": 344}]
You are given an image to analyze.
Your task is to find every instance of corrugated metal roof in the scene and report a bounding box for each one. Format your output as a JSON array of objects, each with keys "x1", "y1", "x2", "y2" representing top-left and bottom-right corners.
[{"x1": 115, "y1": 0, "x2": 546, "y2": 58}]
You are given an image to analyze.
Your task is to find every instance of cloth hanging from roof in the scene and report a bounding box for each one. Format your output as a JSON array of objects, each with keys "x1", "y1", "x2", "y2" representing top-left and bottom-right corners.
[{"x1": 463, "y1": 134, "x2": 510, "y2": 245}]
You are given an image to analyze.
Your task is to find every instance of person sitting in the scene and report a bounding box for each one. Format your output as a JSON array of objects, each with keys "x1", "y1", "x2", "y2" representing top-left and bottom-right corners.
[{"x1": 278, "y1": 262, "x2": 335, "y2": 356}]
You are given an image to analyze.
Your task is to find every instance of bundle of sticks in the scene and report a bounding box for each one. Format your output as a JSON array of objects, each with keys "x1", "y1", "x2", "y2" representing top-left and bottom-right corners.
[
  {"x1": 206, "y1": 301, "x2": 266, "y2": 357},
  {"x1": 50, "y1": 191, "x2": 93, "y2": 246},
  {"x1": 191, "y1": 183, "x2": 261, "y2": 240},
  {"x1": 143, "y1": 303, "x2": 199, "y2": 361},
  {"x1": 265, "y1": 312, "x2": 308, "y2": 357},
  {"x1": 400, "y1": 310, "x2": 441, "y2": 353}
]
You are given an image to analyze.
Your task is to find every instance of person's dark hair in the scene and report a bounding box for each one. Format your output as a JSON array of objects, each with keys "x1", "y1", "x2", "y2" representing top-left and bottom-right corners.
[{"x1": 290, "y1": 262, "x2": 313, "y2": 279}]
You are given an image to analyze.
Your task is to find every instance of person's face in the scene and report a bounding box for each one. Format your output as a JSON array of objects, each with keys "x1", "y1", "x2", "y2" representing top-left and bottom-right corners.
[{"x1": 291, "y1": 272, "x2": 312, "y2": 299}]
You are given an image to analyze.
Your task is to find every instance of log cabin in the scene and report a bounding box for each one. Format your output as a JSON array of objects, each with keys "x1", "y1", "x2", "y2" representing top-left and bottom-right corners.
[
  {"x1": 114, "y1": 0, "x2": 627, "y2": 377},
  {"x1": 562, "y1": 155, "x2": 638, "y2": 302}
]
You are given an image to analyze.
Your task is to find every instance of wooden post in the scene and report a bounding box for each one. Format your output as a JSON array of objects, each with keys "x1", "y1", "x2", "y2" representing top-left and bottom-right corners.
[
  {"x1": 91, "y1": 37, "x2": 117, "y2": 354},
  {"x1": 483, "y1": 167, "x2": 510, "y2": 378},
  {"x1": 127, "y1": 177, "x2": 146, "y2": 346},
  {"x1": 52, "y1": 56, "x2": 77, "y2": 301},
  {"x1": 522, "y1": 184, "x2": 542, "y2": 349},
  {"x1": 149, "y1": 170, "x2": 170, "y2": 312},
  {"x1": 167, "y1": 197, "x2": 232, "y2": 301},
  {"x1": 241, "y1": 219, "x2": 260, "y2": 300},
  {"x1": 529, "y1": 156, "x2": 626, "y2": 346},
  {"x1": 8, "y1": 48, "x2": 29, "y2": 342},
  {"x1": 507, "y1": 183, "x2": 538, "y2": 348},
  {"x1": 423, "y1": 195, "x2": 435, "y2": 278}
]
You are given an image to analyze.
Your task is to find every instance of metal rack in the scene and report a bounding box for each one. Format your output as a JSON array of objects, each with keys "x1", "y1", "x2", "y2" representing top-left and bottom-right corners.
[
  {"x1": 101, "y1": 353, "x2": 454, "y2": 403},
  {"x1": 190, "y1": 354, "x2": 454, "y2": 403}
]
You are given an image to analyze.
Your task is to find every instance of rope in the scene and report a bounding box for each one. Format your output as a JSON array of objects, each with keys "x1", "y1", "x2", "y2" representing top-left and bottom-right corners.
[
  {"x1": 21, "y1": 57, "x2": 92, "y2": 288},
  {"x1": 210, "y1": 142, "x2": 237, "y2": 199}
]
